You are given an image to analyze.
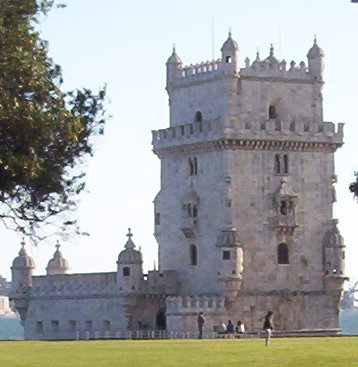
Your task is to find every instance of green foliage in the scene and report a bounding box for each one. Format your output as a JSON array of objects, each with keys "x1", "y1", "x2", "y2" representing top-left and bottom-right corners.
[
  {"x1": 349, "y1": 172, "x2": 358, "y2": 200},
  {"x1": 0, "y1": 338, "x2": 358, "y2": 367},
  {"x1": 0, "y1": 0, "x2": 106, "y2": 243}
]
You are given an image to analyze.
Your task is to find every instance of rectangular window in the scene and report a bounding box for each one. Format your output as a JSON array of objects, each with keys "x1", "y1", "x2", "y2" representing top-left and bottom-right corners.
[
  {"x1": 51, "y1": 320, "x2": 59, "y2": 332},
  {"x1": 123, "y1": 267, "x2": 130, "y2": 277},
  {"x1": 155, "y1": 212, "x2": 161, "y2": 225},
  {"x1": 85, "y1": 321, "x2": 93, "y2": 331},
  {"x1": 225, "y1": 56, "x2": 232, "y2": 63},
  {"x1": 69, "y1": 320, "x2": 76, "y2": 331},
  {"x1": 36, "y1": 321, "x2": 43, "y2": 334},
  {"x1": 223, "y1": 251, "x2": 231, "y2": 260},
  {"x1": 103, "y1": 320, "x2": 111, "y2": 331}
]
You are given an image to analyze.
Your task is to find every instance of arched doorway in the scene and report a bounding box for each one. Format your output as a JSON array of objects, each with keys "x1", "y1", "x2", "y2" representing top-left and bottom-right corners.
[{"x1": 156, "y1": 308, "x2": 166, "y2": 330}]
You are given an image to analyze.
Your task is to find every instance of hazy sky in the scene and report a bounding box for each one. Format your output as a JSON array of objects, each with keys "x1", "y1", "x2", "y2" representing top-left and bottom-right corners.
[{"x1": 1, "y1": 0, "x2": 357, "y2": 285}]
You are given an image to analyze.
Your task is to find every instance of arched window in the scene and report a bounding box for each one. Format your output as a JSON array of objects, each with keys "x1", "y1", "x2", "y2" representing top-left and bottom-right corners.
[
  {"x1": 277, "y1": 243, "x2": 289, "y2": 264},
  {"x1": 274, "y1": 154, "x2": 281, "y2": 174},
  {"x1": 283, "y1": 154, "x2": 289, "y2": 174},
  {"x1": 190, "y1": 244, "x2": 198, "y2": 266},
  {"x1": 280, "y1": 201, "x2": 288, "y2": 215},
  {"x1": 269, "y1": 105, "x2": 276, "y2": 119},
  {"x1": 192, "y1": 205, "x2": 198, "y2": 218},
  {"x1": 194, "y1": 111, "x2": 203, "y2": 122},
  {"x1": 123, "y1": 267, "x2": 130, "y2": 276}
]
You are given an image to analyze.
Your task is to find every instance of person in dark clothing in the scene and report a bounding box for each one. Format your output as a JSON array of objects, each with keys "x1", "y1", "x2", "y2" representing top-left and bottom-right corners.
[
  {"x1": 226, "y1": 320, "x2": 234, "y2": 333},
  {"x1": 197, "y1": 312, "x2": 205, "y2": 339},
  {"x1": 262, "y1": 311, "x2": 274, "y2": 347}
]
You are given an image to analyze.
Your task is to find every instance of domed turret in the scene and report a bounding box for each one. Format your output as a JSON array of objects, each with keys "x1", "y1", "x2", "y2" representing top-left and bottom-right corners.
[
  {"x1": 220, "y1": 31, "x2": 240, "y2": 74},
  {"x1": 46, "y1": 242, "x2": 69, "y2": 275},
  {"x1": 10, "y1": 240, "x2": 35, "y2": 321},
  {"x1": 117, "y1": 229, "x2": 143, "y2": 292},
  {"x1": 307, "y1": 37, "x2": 324, "y2": 79},
  {"x1": 166, "y1": 46, "x2": 182, "y2": 90},
  {"x1": 264, "y1": 44, "x2": 280, "y2": 65}
]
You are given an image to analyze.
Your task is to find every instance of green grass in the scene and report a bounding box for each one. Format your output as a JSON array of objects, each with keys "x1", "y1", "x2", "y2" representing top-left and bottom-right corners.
[{"x1": 1, "y1": 338, "x2": 358, "y2": 367}]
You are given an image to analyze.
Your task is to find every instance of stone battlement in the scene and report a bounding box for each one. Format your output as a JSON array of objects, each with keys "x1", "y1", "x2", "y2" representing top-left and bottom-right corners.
[
  {"x1": 152, "y1": 118, "x2": 344, "y2": 153},
  {"x1": 166, "y1": 295, "x2": 226, "y2": 314}
]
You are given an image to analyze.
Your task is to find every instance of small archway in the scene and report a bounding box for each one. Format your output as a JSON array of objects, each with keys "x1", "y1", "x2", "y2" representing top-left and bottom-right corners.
[
  {"x1": 268, "y1": 105, "x2": 277, "y2": 119},
  {"x1": 156, "y1": 308, "x2": 166, "y2": 330},
  {"x1": 190, "y1": 244, "x2": 198, "y2": 266},
  {"x1": 194, "y1": 111, "x2": 203, "y2": 122},
  {"x1": 277, "y1": 243, "x2": 289, "y2": 264}
]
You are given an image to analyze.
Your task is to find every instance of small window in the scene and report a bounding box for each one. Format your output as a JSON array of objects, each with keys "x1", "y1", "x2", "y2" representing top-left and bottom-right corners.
[
  {"x1": 269, "y1": 105, "x2": 276, "y2": 119},
  {"x1": 223, "y1": 250, "x2": 231, "y2": 260},
  {"x1": 69, "y1": 320, "x2": 76, "y2": 331},
  {"x1": 225, "y1": 56, "x2": 232, "y2": 63},
  {"x1": 36, "y1": 321, "x2": 43, "y2": 334},
  {"x1": 283, "y1": 154, "x2": 289, "y2": 174},
  {"x1": 85, "y1": 321, "x2": 93, "y2": 331},
  {"x1": 290, "y1": 121, "x2": 295, "y2": 131},
  {"x1": 187, "y1": 203, "x2": 192, "y2": 217},
  {"x1": 193, "y1": 157, "x2": 198, "y2": 175},
  {"x1": 275, "y1": 120, "x2": 281, "y2": 131},
  {"x1": 155, "y1": 212, "x2": 161, "y2": 225},
  {"x1": 192, "y1": 205, "x2": 198, "y2": 218},
  {"x1": 277, "y1": 243, "x2": 289, "y2": 264},
  {"x1": 304, "y1": 124, "x2": 309, "y2": 132},
  {"x1": 51, "y1": 320, "x2": 59, "y2": 332},
  {"x1": 274, "y1": 154, "x2": 281, "y2": 174},
  {"x1": 103, "y1": 320, "x2": 111, "y2": 331},
  {"x1": 190, "y1": 244, "x2": 198, "y2": 266},
  {"x1": 280, "y1": 201, "x2": 288, "y2": 215},
  {"x1": 194, "y1": 111, "x2": 203, "y2": 122},
  {"x1": 189, "y1": 158, "x2": 194, "y2": 176},
  {"x1": 123, "y1": 267, "x2": 130, "y2": 277}
]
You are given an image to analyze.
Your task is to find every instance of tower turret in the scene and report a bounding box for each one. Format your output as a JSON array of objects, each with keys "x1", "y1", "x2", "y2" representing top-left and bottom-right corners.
[
  {"x1": 220, "y1": 31, "x2": 239, "y2": 74},
  {"x1": 46, "y1": 242, "x2": 69, "y2": 275},
  {"x1": 10, "y1": 241, "x2": 35, "y2": 321},
  {"x1": 307, "y1": 37, "x2": 324, "y2": 79},
  {"x1": 166, "y1": 46, "x2": 182, "y2": 91},
  {"x1": 116, "y1": 229, "x2": 143, "y2": 292}
]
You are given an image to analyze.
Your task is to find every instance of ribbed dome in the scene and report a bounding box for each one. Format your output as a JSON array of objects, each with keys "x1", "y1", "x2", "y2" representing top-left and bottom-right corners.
[
  {"x1": 167, "y1": 47, "x2": 182, "y2": 64},
  {"x1": 264, "y1": 44, "x2": 279, "y2": 64},
  {"x1": 307, "y1": 37, "x2": 324, "y2": 59},
  {"x1": 216, "y1": 227, "x2": 241, "y2": 248},
  {"x1": 118, "y1": 229, "x2": 142, "y2": 264},
  {"x1": 46, "y1": 243, "x2": 69, "y2": 275},
  {"x1": 221, "y1": 32, "x2": 239, "y2": 51},
  {"x1": 325, "y1": 220, "x2": 344, "y2": 248},
  {"x1": 12, "y1": 242, "x2": 35, "y2": 269}
]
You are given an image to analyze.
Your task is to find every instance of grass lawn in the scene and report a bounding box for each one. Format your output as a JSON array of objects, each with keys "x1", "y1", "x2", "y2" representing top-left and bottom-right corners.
[{"x1": 0, "y1": 337, "x2": 358, "y2": 367}]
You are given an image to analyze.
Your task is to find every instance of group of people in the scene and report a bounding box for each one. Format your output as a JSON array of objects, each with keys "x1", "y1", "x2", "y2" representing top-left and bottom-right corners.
[
  {"x1": 197, "y1": 311, "x2": 274, "y2": 347},
  {"x1": 217, "y1": 320, "x2": 245, "y2": 334}
]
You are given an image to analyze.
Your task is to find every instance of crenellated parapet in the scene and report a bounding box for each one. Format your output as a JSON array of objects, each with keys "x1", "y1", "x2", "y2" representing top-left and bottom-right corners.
[
  {"x1": 152, "y1": 118, "x2": 344, "y2": 156},
  {"x1": 166, "y1": 295, "x2": 226, "y2": 315}
]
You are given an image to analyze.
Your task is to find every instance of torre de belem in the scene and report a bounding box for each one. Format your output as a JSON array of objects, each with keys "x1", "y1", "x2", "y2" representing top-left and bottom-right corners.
[{"x1": 10, "y1": 33, "x2": 347, "y2": 340}]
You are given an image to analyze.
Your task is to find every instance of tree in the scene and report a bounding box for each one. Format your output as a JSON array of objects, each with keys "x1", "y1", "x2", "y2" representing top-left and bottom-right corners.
[
  {"x1": 350, "y1": 173, "x2": 358, "y2": 200},
  {"x1": 0, "y1": 0, "x2": 107, "y2": 244}
]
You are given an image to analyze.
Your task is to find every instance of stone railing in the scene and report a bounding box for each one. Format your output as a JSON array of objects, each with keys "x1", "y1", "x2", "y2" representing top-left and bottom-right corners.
[{"x1": 166, "y1": 295, "x2": 226, "y2": 314}]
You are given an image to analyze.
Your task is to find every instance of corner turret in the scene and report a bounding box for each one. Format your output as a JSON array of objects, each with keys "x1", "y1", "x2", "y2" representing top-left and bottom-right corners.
[
  {"x1": 46, "y1": 242, "x2": 69, "y2": 275},
  {"x1": 220, "y1": 31, "x2": 239, "y2": 74},
  {"x1": 166, "y1": 46, "x2": 182, "y2": 91},
  {"x1": 10, "y1": 240, "x2": 35, "y2": 321},
  {"x1": 307, "y1": 37, "x2": 324, "y2": 79},
  {"x1": 116, "y1": 229, "x2": 143, "y2": 292}
]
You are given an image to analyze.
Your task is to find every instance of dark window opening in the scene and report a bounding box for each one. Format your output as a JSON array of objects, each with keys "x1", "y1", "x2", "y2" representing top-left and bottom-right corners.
[
  {"x1": 103, "y1": 320, "x2": 110, "y2": 331},
  {"x1": 280, "y1": 201, "x2": 288, "y2": 215},
  {"x1": 51, "y1": 320, "x2": 59, "y2": 332},
  {"x1": 156, "y1": 309, "x2": 166, "y2": 330},
  {"x1": 155, "y1": 212, "x2": 161, "y2": 225},
  {"x1": 223, "y1": 250, "x2": 231, "y2": 260},
  {"x1": 269, "y1": 105, "x2": 276, "y2": 119},
  {"x1": 193, "y1": 157, "x2": 198, "y2": 175},
  {"x1": 85, "y1": 321, "x2": 93, "y2": 331},
  {"x1": 283, "y1": 154, "x2": 289, "y2": 174},
  {"x1": 304, "y1": 124, "x2": 309, "y2": 132},
  {"x1": 194, "y1": 111, "x2": 203, "y2": 122},
  {"x1": 69, "y1": 320, "x2": 76, "y2": 331},
  {"x1": 226, "y1": 56, "x2": 232, "y2": 63},
  {"x1": 277, "y1": 243, "x2": 289, "y2": 264},
  {"x1": 190, "y1": 244, "x2": 198, "y2": 266},
  {"x1": 192, "y1": 205, "x2": 198, "y2": 218},
  {"x1": 189, "y1": 157, "x2": 198, "y2": 176},
  {"x1": 123, "y1": 267, "x2": 130, "y2": 277},
  {"x1": 290, "y1": 121, "x2": 295, "y2": 131},
  {"x1": 274, "y1": 154, "x2": 281, "y2": 174}
]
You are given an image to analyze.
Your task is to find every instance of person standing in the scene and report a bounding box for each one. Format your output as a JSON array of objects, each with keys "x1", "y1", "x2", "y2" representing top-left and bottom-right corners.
[
  {"x1": 197, "y1": 311, "x2": 205, "y2": 339},
  {"x1": 262, "y1": 311, "x2": 274, "y2": 347}
]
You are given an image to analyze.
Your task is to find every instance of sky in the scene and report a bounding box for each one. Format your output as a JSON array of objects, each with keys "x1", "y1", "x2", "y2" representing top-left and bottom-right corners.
[{"x1": 1, "y1": 0, "x2": 357, "y2": 286}]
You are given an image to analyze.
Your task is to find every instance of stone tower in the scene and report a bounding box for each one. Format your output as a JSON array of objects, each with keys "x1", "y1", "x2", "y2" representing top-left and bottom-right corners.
[{"x1": 152, "y1": 33, "x2": 346, "y2": 332}]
